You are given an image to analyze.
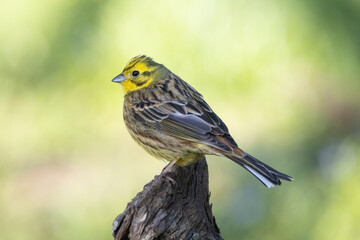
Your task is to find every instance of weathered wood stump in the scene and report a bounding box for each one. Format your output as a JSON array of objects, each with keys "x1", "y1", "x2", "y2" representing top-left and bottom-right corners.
[{"x1": 112, "y1": 157, "x2": 223, "y2": 240}]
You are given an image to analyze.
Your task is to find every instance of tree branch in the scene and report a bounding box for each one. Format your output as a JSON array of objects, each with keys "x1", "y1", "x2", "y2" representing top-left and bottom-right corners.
[{"x1": 112, "y1": 157, "x2": 223, "y2": 240}]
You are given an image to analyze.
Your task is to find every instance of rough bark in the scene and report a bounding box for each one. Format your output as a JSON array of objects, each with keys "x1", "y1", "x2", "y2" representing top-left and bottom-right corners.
[{"x1": 112, "y1": 157, "x2": 222, "y2": 240}]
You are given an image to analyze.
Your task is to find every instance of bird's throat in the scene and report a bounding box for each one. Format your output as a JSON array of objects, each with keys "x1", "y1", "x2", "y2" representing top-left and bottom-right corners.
[{"x1": 122, "y1": 79, "x2": 151, "y2": 94}]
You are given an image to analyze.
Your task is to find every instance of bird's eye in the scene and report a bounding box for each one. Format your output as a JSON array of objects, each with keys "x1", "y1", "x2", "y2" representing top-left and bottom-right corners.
[{"x1": 132, "y1": 70, "x2": 140, "y2": 76}]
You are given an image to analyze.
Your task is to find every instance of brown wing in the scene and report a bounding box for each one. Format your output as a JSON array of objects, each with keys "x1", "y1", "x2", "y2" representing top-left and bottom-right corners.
[{"x1": 129, "y1": 74, "x2": 238, "y2": 152}]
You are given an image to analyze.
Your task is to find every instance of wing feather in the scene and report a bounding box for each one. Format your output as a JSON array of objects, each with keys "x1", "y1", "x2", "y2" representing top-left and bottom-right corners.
[{"x1": 129, "y1": 75, "x2": 237, "y2": 151}]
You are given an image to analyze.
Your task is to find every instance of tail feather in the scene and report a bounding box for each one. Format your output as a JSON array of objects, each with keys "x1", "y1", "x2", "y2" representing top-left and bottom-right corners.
[{"x1": 226, "y1": 153, "x2": 293, "y2": 188}]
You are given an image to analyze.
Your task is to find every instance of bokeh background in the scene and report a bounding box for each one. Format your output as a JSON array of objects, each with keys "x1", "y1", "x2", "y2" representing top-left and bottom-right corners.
[{"x1": 1, "y1": 0, "x2": 360, "y2": 239}]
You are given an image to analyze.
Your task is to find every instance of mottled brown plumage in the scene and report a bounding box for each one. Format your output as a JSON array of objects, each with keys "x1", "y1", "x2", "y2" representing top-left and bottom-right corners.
[{"x1": 113, "y1": 55, "x2": 293, "y2": 188}]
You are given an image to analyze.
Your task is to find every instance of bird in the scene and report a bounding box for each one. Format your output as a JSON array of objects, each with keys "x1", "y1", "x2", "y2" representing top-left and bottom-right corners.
[{"x1": 112, "y1": 55, "x2": 293, "y2": 188}]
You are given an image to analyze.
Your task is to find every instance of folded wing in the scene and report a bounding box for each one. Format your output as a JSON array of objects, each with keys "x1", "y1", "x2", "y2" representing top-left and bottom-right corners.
[{"x1": 131, "y1": 91, "x2": 237, "y2": 153}]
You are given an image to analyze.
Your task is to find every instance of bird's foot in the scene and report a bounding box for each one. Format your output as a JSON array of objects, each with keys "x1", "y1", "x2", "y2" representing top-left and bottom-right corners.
[
  {"x1": 162, "y1": 174, "x2": 177, "y2": 187},
  {"x1": 159, "y1": 159, "x2": 178, "y2": 186}
]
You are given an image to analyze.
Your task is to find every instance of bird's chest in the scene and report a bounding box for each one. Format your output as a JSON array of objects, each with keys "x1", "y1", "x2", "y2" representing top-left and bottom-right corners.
[
  {"x1": 123, "y1": 102, "x2": 143, "y2": 131},
  {"x1": 122, "y1": 101, "x2": 176, "y2": 161},
  {"x1": 122, "y1": 99, "x2": 157, "y2": 139}
]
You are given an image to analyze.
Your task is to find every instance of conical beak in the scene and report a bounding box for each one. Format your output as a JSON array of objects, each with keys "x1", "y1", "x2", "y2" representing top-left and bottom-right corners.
[{"x1": 112, "y1": 73, "x2": 126, "y2": 83}]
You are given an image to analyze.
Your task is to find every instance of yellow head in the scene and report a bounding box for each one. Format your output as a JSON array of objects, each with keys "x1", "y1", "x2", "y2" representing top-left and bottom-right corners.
[{"x1": 112, "y1": 55, "x2": 169, "y2": 94}]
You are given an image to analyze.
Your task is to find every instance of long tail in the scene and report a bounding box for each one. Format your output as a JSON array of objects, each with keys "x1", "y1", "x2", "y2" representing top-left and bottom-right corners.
[{"x1": 226, "y1": 153, "x2": 293, "y2": 188}]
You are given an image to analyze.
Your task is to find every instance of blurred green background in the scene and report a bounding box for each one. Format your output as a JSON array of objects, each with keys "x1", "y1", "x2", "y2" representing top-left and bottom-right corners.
[{"x1": 1, "y1": 0, "x2": 360, "y2": 239}]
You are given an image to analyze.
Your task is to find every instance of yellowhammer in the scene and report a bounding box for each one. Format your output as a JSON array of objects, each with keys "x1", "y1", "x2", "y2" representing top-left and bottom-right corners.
[{"x1": 112, "y1": 55, "x2": 293, "y2": 188}]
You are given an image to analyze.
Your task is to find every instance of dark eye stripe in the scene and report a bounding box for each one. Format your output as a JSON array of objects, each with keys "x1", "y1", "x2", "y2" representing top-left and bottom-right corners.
[{"x1": 135, "y1": 80, "x2": 148, "y2": 86}]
